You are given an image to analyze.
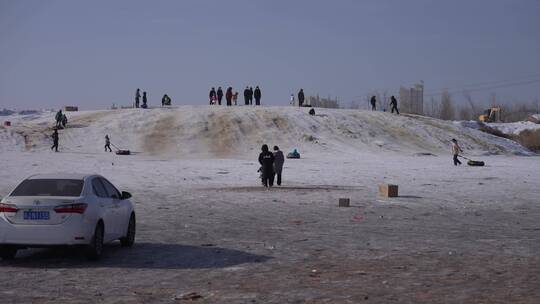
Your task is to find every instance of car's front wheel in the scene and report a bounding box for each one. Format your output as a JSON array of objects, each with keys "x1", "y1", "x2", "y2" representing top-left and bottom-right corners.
[
  {"x1": 86, "y1": 222, "x2": 104, "y2": 260},
  {"x1": 120, "y1": 213, "x2": 136, "y2": 247},
  {"x1": 0, "y1": 245, "x2": 17, "y2": 260}
]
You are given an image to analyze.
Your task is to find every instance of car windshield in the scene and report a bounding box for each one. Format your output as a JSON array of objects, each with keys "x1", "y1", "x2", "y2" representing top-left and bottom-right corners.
[{"x1": 11, "y1": 179, "x2": 84, "y2": 197}]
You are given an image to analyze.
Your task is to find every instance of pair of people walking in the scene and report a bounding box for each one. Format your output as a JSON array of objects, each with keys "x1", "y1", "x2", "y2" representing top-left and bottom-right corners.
[
  {"x1": 258, "y1": 144, "x2": 284, "y2": 187},
  {"x1": 55, "y1": 110, "x2": 68, "y2": 128},
  {"x1": 135, "y1": 88, "x2": 148, "y2": 108},
  {"x1": 369, "y1": 95, "x2": 399, "y2": 113}
]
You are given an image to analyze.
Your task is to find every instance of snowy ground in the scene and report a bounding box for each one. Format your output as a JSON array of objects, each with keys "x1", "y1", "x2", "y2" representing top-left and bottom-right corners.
[{"x1": 0, "y1": 107, "x2": 539, "y2": 303}]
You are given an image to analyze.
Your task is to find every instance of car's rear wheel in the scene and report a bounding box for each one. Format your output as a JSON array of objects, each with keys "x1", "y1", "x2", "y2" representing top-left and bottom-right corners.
[
  {"x1": 86, "y1": 222, "x2": 104, "y2": 260},
  {"x1": 0, "y1": 245, "x2": 17, "y2": 260},
  {"x1": 120, "y1": 213, "x2": 136, "y2": 247}
]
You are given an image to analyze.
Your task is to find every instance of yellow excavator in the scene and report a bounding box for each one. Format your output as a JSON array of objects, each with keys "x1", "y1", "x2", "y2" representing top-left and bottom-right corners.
[{"x1": 478, "y1": 107, "x2": 501, "y2": 123}]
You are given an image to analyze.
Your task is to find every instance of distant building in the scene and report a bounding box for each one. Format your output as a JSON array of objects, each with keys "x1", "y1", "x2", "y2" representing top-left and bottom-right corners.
[{"x1": 399, "y1": 83, "x2": 424, "y2": 115}]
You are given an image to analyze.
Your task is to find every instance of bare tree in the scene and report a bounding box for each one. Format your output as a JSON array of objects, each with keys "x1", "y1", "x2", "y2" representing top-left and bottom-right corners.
[
  {"x1": 458, "y1": 106, "x2": 471, "y2": 120},
  {"x1": 440, "y1": 89, "x2": 455, "y2": 120}
]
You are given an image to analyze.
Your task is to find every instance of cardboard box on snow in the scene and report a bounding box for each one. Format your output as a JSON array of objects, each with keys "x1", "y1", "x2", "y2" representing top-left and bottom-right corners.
[{"x1": 379, "y1": 184, "x2": 398, "y2": 197}]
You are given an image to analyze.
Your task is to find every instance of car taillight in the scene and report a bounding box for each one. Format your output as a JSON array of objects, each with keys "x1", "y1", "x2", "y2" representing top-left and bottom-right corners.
[
  {"x1": 0, "y1": 203, "x2": 18, "y2": 213},
  {"x1": 54, "y1": 203, "x2": 87, "y2": 214}
]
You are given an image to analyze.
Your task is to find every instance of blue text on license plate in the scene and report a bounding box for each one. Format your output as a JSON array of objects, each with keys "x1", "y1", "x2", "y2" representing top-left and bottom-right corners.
[{"x1": 24, "y1": 211, "x2": 50, "y2": 220}]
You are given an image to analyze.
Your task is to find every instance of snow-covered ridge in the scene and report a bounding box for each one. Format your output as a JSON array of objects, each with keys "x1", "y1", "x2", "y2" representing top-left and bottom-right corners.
[{"x1": 0, "y1": 106, "x2": 532, "y2": 157}]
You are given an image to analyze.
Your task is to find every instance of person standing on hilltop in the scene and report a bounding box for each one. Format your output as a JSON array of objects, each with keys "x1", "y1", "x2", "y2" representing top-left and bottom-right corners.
[
  {"x1": 249, "y1": 87, "x2": 254, "y2": 105},
  {"x1": 135, "y1": 88, "x2": 141, "y2": 108},
  {"x1": 104, "y1": 134, "x2": 112, "y2": 152},
  {"x1": 51, "y1": 128, "x2": 59, "y2": 152},
  {"x1": 209, "y1": 87, "x2": 216, "y2": 105},
  {"x1": 258, "y1": 144, "x2": 275, "y2": 187},
  {"x1": 298, "y1": 89, "x2": 305, "y2": 107},
  {"x1": 254, "y1": 86, "x2": 262, "y2": 105},
  {"x1": 225, "y1": 87, "x2": 233, "y2": 106},
  {"x1": 162, "y1": 94, "x2": 171, "y2": 106},
  {"x1": 142, "y1": 92, "x2": 148, "y2": 108},
  {"x1": 390, "y1": 96, "x2": 399, "y2": 114},
  {"x1": 451, "y1": 138, "x2": 463, "y2": 166},
  {"x1": 243, "y1": 87, "x2": 250, "y2": 105},
  {"x1": 217, "y1": 87, "x2": 224, "y2": 106},
  {"x1": 273, "y1": 146, "x2": 284, "y2": 186},
  {"x1": 233, "y1": 92, "x2": 239, "y2": 105},
  {"x1": 370, "y1": 96, "x2": 377, "y2": 111}
]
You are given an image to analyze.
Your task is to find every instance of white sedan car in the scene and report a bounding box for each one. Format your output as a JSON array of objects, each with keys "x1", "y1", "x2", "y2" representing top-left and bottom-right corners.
[{"x1": 0, "y1": 173, "x2": 136, "y2": 260}]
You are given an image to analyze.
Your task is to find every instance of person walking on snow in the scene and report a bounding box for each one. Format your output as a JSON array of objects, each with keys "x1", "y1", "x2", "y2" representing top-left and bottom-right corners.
[
  {"x1": 254, "y1": 86, "x2": 262, "y2": 105},
  {"x1": 370, "y1": 96, "x2": 377, "y2": 111},
  {"x1": 390, "y1": 96, "x2": 399, "y2": 114},
  {"x1": 243, "y1": 87, "x2": 250, "y2": 105},
  {"x1": 298, "y1": 89, "x2": 305, "y2": 107},
  {"x1": 451, "y1": 138, "x2": 463, "y2": 166},
  {"x1": 273, "y1": 146, "x2": 284, "y2": 186},
  {"x1": 258, "y1": 144, "x2": 275, "y2": 187},
  {"x1": 61, "y1": 114, "x2": 68, "y2": 128},
  {"x1": 209, "y1": 87, "x2": 217, "y2": 105},
  {"x1": 135, "y1": 88, "x2": 141, "y2": 108},
  {"x1": 55, "y1": 110, "x2": 63, "y2": 128},
  {"x1": 217, "y1": 87, "x2": 223, "y2": 105},
  {"x1": 249, "y1": 87, "x2": 254, "y2": 105},
  {"x1": 104, "y1": 135, "x2": 112, "y2": 152},
  {"x1": 51, "y1": 128, "x2": 59, "y2": 152},
  {"x1": 225, "y1": 87, "x2": 233, "y2": 106},
  {"x1": 290, "y1": 94, "x2": 295, "y2": 105}
]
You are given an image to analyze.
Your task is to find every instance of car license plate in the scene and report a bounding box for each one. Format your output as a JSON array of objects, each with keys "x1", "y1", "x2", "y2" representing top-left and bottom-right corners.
[{"x1": 23, "y1": 211, "x2": 50, "y2": 220}]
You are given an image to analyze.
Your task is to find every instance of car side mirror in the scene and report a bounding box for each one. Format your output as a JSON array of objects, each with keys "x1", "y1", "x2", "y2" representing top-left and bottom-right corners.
[{"x1": 121, "y1": 191, "x2": 132, "y2": 200}]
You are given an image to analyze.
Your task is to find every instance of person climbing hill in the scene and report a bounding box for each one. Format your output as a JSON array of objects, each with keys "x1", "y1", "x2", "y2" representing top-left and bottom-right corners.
[{"x1": 390, "y1": 96, "x2": 399, "y2": 114}]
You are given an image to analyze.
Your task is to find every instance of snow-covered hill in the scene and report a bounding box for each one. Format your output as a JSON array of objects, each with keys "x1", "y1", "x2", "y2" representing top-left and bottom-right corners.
[{"x1": 0, "y1": 106, "x2": 532, "y2": 157}]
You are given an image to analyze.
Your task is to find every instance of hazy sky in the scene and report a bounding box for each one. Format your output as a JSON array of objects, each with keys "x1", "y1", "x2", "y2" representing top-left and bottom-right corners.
[{"x1": 1, "y1": 0, "x2": 539, "y2": 110}]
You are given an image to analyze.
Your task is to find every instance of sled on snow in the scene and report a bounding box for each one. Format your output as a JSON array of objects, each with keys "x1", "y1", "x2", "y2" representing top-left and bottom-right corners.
[
  {"x1": 115, "y1": 149, "x2": 131, "y2": 155},
  {"x1": 459, "y1": 155, "x2": 485, "y2": 167},
  {"x1": 287, "y1": 151, "x2": 301, "y2": 159},
  {"x1": 111, "y1": 142, "x2": 131, "y2": 155},
  {"x1": 467, "y1": 160, "x2": 485, "y2": 166}
]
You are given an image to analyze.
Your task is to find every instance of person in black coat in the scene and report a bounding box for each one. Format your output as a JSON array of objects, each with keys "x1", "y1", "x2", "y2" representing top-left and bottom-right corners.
[
  {"x1": 225, "y1": 87, "x2": 233, "y2": 106},
  {"x1": 217, "y1": 87, "x2": 223, "y2": 106},
  {"x1": 243, "y1": 87, "x2": 250, "y2": 105},
  {"x1": 370, "y1": 96, "x2": 376, "y2": 111},
  {"x1": 249, "y1": 87, "x2": 254, "y2": 105},
  {"x1": 51, "y1": 128, "x2": 59, "y2": 152},
  {"x1": 142, "y1": 92, "x2": 148, "y2": 108},
  {"x1": 390, "y1": 96, "x2": 399, "y2": 114},
  {"x1": 135, "y1": 88, "x2": 141, "y2": 108},
  {"x1": 258, "y1": 144, "x2": 275, "y2": 187},
  {"x1": 298, "y1": 89, "x2": 305, "y2": 107},
  {"x1": 254, "y1": 86, "x2": 262, "y2": 105}
]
